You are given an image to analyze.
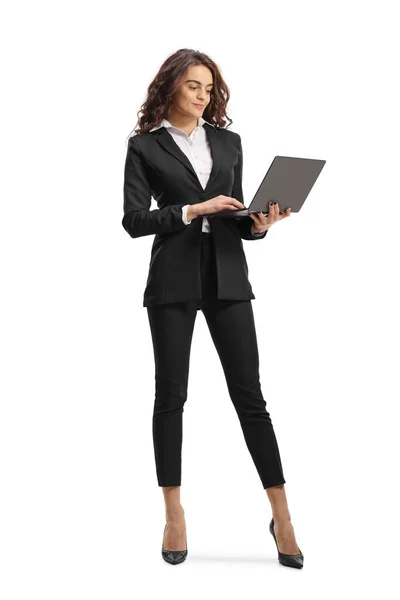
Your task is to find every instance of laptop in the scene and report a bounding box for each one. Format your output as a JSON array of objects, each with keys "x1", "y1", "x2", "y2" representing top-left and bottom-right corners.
[{"x1": 204, "y1": 155, "x2": 326, "y2": 218}]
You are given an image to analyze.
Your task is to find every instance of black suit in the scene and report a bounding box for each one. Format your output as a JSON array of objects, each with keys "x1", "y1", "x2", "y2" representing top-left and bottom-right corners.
[
  {"x1": 122, "y1": 123, "x2": 267, "y2": 307},
  {"x1": 123, "y1": 122, "x2": 286, "y2": 490}
]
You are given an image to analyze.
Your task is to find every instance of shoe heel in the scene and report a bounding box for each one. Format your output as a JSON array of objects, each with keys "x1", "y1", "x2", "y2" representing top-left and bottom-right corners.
[{"x1": 269, "y1": 518, "x2": 304, "y2": 569}]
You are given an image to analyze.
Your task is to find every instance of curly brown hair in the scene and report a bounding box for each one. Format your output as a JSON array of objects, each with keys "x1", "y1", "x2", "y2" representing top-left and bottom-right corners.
[{"x1": 126, "y1": 48, "x2": 233, "y2": 143}]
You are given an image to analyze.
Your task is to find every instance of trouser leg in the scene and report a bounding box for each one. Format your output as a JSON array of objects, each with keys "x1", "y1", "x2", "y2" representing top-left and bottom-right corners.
[
  {"x1": 146, "y1": 301, "x2": 197, "y2": 486},
  {"x1": 200, "y1": 235, "x2": 286, "y2": 489}
]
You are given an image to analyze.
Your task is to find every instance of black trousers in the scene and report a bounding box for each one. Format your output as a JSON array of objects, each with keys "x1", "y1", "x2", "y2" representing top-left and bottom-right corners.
[{"x1": 146, "y1": 232, "x2": 286, "y2": 489}]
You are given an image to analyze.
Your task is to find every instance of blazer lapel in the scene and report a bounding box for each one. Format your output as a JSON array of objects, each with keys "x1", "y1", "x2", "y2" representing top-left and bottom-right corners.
[{"x1": 155, "y1": 123, "x2": 225, "y2": 195}]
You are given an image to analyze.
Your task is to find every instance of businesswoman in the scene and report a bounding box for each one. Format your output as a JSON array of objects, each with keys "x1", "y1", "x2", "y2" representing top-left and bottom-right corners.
[{"x1": 122, "y1": 48, "x2": 303, "y2": 568}]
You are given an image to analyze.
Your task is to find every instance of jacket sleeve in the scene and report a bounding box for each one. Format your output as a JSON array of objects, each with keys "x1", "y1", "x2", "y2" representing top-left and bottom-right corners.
[
  {"x1": 122, "y1": 137, "x2": 188, "y2": 238},
  {"x1": 232, "y1": 134, "x2": 268, "y2": 241}
]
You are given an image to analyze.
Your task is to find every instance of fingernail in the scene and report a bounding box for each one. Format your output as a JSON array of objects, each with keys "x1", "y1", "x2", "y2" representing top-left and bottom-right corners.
[{"x1": 269, "y1": 201, "x2": 273, "y2": 206}]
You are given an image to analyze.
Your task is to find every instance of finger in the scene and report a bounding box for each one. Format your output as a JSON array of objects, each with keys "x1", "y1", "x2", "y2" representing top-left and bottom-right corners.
[
  {"x1": 255, "y1": 212, "x2": 266, "y2": 223},
  {"x1": 229, "y1": 196, "x2": 245, "y2": 208},
  {"x1": 268, "y1": 203, "x2": 277, "y2": 220},
  {"x1": 282, "y1": 207, "x2": 291, "y2": 218}
]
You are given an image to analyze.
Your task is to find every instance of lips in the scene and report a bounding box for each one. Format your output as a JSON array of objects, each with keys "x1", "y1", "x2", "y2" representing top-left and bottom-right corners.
[{"x1": 194, "y1": 104, "x2": 204, "y2": 108}]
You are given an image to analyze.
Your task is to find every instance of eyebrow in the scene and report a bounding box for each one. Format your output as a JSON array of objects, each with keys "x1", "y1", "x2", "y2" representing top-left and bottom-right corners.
[{"x1": 185, "y1": 79, "x2": 213, "y2": 87}]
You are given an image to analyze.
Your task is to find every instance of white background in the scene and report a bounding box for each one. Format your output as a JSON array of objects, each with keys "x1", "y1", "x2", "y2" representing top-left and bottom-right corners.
[{"x1": 1, "y1": 0, "x2": 399, "y2": 597}]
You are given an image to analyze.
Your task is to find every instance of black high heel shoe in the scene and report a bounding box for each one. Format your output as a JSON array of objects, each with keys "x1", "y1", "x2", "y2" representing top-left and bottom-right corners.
[
  {"x1": 161, "y1": 523, "x2": 188, "y2": 565},
  {"x1": 269, "y1": 518, "x2": 304, "y2": 569}
]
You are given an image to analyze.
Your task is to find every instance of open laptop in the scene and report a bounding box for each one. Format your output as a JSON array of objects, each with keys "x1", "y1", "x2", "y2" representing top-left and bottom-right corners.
[{"x1": 204, "y1": 155, "x2": 326, "y2": 218}]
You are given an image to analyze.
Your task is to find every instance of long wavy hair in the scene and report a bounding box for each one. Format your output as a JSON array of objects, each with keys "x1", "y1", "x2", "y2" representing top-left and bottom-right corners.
[{"x1": 126, "y1": 48, "x2": 233, "y2": 144}]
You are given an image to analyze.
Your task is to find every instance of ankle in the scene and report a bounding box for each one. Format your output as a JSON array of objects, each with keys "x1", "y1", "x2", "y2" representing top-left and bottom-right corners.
[
  {"x1": 165, "y1": 506, "x2": 185, "y2": 522},
  {"x1": 272, "y1": 513, "x2": 292, "y2": 525}
]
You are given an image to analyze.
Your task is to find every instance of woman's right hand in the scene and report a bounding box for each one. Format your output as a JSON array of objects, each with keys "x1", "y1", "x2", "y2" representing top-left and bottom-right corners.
[{"x1": 195, "y1": 195, "x2": 245, "y2": 217}]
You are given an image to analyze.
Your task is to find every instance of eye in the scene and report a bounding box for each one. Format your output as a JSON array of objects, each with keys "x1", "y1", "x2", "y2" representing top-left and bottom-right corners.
[{"x1": 189, "y1": 87, "x2": 213, "y2": 93}]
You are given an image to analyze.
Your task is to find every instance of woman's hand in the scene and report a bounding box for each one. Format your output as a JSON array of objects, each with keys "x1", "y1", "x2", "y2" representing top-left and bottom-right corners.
[
  {"x1": 198, "y1": 195, "x2": 245, "y2": 215},
  {"x1": 249, "y1": 202, "x2": 291, "y2": 234}
]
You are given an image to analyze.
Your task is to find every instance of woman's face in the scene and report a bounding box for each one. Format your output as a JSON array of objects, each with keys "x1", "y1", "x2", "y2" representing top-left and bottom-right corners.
[{"x1": 171, "y1": 65, "x2": 213, "y2": 121}]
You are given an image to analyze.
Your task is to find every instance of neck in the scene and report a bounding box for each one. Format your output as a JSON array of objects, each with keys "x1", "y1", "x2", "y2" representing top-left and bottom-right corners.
[{"x1": 166, "y1": 111, "x2": 199, "y2": 136}]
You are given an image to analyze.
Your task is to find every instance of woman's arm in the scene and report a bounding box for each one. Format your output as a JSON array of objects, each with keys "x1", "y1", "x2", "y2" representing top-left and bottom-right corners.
[
  {"x1": 122, "y1": 137, "x2": 188, "y2": 238},
  {"x1": 232, "y1": 134, "x2": 268, "y2": 241}
]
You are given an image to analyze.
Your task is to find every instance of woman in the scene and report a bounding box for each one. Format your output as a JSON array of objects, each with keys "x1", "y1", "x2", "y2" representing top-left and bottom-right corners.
[{"x1": 122, "y1": 48, "x2": 303, "y2": 568}]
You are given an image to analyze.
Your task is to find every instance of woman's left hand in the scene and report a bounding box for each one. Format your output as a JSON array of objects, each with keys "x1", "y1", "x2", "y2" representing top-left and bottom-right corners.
[{"x1": 249, "y1": 202, "x2": 291, "y2": 234}]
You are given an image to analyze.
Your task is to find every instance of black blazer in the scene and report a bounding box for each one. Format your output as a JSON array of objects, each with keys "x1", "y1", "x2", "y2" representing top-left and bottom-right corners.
[{"x1": 122, "y1": 123, "x2": 268, "y2": 307}]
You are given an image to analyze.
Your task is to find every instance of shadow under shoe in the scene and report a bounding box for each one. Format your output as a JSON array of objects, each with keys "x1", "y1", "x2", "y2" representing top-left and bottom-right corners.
[
  {"x1": 161, "y1": 523, "x2": 188, "y2": 565},
  {"x1": 269, "y1": 518, "x2": 304, "y2": 569}
]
